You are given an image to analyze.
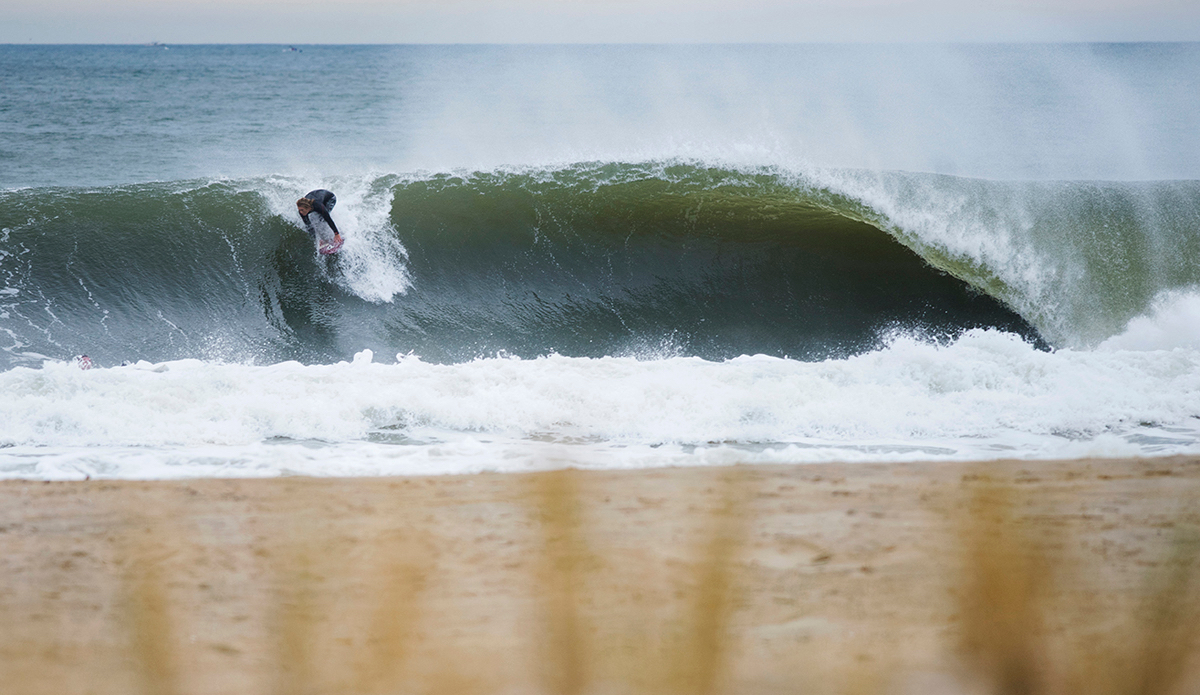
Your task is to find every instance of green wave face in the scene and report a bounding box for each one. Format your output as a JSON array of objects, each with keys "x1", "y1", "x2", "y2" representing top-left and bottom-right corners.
[{"x1": 10, "y1": 161, "x2": 1195, "y2": 367}]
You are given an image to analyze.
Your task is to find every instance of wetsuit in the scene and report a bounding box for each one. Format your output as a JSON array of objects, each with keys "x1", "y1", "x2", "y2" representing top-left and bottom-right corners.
[{"x1": 299, "y1": 189, "x2": 340, "y2": 240}]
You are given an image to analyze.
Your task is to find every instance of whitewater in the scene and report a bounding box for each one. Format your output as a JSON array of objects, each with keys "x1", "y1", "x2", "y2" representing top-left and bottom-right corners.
[{"x1": 2, "y1": 43, "x2": 1199, "y2": 479}]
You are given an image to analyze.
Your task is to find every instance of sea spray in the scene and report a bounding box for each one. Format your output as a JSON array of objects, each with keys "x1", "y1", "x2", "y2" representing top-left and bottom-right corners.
[{"x1": 3, "y1": 333, "x2": 1200, "y2": 479}]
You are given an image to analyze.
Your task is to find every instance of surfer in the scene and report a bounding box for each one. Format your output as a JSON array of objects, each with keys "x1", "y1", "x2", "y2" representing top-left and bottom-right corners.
[{"x1": 296, "y1": 189, "x2": 343, "y2": 252}]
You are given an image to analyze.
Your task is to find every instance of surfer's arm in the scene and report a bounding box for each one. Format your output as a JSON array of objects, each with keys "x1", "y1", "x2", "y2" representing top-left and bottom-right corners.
[
  {"x1": 298, "y1": 212, "x2": 317, "y2": 237},
  {"x1": 310, "y1": 200, "x2": 342, "y2": 238}
]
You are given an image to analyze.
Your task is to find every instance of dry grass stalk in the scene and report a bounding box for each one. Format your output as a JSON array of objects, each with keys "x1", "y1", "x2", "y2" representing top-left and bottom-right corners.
[
  {"x1": 533, "y1": 468, "x2": 592, "y2": 695},
  {"x1": 658, "y1": 470, "x2": 746, "y2": 695},
  {"x1": 955, "y1": 478, "x2": 1200, "y2": 695},
  {"x1": 1128, "y1": 525, "x2": 1200, "y2": 695},
  {"x1": 270, "y1": 519, "x2": 322, "y2": 695},
  {"x1": 1072, "y1": 522, "x2": 1200, "y2": 695},
  {"x1": 956, "y1": 480, "x2": 1051, "y2": 695},
  {"x1": 120, "y1": 521, "x2": 180, "y2": 695},
  {"x1": 1122, "y1": 526, "x2": 1200, "y2": 695},
  {"x1": 350, "y1": 527, "x2": 429, "y2": 695},
  {"x1": 529, "y1": 467, "x2": 748, "y2": 695}
]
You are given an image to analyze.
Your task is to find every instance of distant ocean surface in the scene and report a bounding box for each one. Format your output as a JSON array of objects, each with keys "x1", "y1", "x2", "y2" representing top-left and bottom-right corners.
[{"x1": 2, "y1": 44, "x2": 1200, "y2": 479}]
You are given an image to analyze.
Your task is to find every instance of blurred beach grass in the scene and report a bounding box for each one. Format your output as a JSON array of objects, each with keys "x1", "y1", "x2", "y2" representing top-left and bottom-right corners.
[{"x1": 1, "y1": 463, "x2": 1197, "y2": 695}]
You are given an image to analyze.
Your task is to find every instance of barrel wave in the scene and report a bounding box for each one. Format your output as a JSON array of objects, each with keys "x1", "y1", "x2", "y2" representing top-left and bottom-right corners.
[{"x1": 8, "y1": 161, "x2": 1198, "y2": 368}]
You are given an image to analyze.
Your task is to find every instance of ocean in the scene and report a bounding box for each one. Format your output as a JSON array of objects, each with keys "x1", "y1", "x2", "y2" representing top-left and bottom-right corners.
[{"x1": 2, "y1": 43, "x2": 1200, "y2": 479}]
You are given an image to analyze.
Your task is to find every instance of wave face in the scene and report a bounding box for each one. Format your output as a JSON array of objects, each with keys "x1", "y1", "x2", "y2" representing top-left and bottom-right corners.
[{"x1": 0, "y1": 164, "x2": 1058, "y2": 368}]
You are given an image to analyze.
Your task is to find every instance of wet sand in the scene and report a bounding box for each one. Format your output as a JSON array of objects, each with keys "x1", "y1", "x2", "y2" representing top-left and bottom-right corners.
[{"x1": 1, "y1": 457, "x2": 1198, "y2": 695}]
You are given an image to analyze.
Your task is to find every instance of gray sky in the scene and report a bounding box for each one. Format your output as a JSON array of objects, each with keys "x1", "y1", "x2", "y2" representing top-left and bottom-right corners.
[{"x1": 6, "y1": 0, "x2": 1200, "y2": 43}]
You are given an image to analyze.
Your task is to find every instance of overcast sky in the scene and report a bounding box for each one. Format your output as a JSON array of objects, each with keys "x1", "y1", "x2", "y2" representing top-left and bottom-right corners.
[{"x1": 6, "y1": 0, "x2": 1200, "y2": 44}]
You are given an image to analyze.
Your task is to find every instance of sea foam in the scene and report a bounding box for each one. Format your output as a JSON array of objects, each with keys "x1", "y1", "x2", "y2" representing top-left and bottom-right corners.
[{"x1": 3, "y1": 331, "x2": 1198, "y2": 479}]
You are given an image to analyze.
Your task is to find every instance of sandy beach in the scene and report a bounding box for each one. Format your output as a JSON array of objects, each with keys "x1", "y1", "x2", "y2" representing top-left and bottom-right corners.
[{"x1": 1, "y1": 457, "x2": 1198, "y2": 695}]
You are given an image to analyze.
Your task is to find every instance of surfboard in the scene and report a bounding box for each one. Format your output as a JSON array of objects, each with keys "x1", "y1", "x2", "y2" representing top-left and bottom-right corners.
[{"x1": 318, "y1": 237, "x2": 344, "y2": 255}]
